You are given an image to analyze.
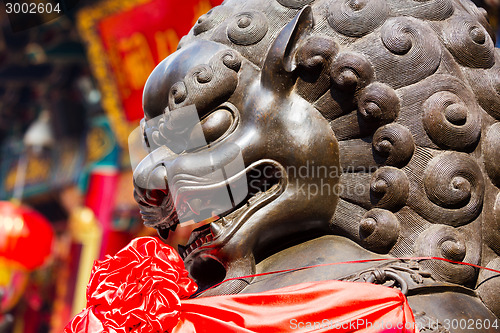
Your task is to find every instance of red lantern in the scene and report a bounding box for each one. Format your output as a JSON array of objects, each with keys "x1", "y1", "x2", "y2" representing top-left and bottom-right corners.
[{"x1": 0, "y1": 201, "x2": 54, "y2": 270}]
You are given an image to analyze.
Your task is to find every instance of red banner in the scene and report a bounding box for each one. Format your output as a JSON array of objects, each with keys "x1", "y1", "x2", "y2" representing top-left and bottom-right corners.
[{"x1": 77, "y1": 0, "x2": 222, "y2": 146}]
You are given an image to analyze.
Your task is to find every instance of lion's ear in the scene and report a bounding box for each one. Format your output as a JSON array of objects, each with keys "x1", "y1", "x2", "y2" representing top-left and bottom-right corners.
[{"x1": 261, "y1": 5, "x2": 313, "y2": 93}]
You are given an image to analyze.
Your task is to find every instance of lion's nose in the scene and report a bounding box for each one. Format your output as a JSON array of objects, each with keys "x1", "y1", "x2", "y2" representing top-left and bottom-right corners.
[{"x1": 134, "y1": 164, "x2": 170, "y2": 207}]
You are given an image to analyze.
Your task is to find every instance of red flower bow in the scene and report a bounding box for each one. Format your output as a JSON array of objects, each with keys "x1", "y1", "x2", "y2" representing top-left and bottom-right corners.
[{"x1": 64, "y1": 237, "x2": 197, "y2": 333}]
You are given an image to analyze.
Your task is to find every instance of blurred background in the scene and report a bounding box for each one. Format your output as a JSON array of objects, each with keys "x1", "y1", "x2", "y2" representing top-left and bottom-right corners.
[
  {"x1": 0, "y1": 0, "x2": 497, "y2": 332},
  {"x1": 0, "y1": 0, "x2": 222, "y2": 331}
]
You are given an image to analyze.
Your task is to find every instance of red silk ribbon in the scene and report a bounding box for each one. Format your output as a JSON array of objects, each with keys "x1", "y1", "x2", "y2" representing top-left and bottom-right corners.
[{"x1": 202, "y1": 256, "x2": 500, "y2": 294}]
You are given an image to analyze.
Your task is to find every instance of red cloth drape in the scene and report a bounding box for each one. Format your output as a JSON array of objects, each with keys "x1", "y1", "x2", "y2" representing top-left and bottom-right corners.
[
  {"x1": 173, "y1": 280, "x2": 416, "y2": 333},
  {"x1": 65, "y1": 237, "x2": 418, "y2": 333}
]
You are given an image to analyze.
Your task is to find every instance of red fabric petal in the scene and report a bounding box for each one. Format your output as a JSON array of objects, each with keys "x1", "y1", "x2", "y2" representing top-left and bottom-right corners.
[
  {"x1": 65, "y1": 237, "x2": 197, "y2": 333},
  {"x1": 64, "y1": 307, "x2": 106, "y2": 333}
]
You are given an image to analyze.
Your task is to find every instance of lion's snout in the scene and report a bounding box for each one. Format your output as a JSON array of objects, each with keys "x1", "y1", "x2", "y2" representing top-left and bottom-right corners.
[{"x1": 133, "y1": 163, "x2": 170, "y2": 208}]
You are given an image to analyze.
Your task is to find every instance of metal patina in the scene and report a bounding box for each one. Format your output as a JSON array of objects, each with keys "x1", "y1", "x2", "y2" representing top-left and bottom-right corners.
[{"x1": 133, "y1": 0, "x2": 500, "y2": 330}]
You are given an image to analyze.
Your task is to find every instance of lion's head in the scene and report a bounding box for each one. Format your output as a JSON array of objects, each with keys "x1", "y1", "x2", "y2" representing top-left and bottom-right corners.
[{"x1": 133, "y1": 0, "x2": 500, "y2": 315}]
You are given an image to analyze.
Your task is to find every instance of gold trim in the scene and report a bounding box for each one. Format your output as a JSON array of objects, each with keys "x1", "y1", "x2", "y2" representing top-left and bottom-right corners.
[{"x1": 76, "y1": 0, "x2": 151, "y2": 147}]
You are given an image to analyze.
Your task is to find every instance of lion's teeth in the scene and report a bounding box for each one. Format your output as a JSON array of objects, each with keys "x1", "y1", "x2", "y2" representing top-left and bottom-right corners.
[
  {"x1": 210, "y1": 221, "x2": 223, "y2": 237},
  {"x1": 178, "y1": 244, "x2": 187, "y2": 259},
  {"x1": 221, "y1": 217, "x2": 231, "y2": 227}
]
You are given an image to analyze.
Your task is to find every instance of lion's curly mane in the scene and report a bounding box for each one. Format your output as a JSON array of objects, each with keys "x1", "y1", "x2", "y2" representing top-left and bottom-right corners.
[{"x1": 173, "y1": 0, "x2": 500, "y2": 315}]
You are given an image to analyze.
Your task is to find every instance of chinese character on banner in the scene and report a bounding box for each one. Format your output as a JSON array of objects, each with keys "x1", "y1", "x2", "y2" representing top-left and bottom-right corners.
[{"x1": 77, "y1": 0, "x2": 223, "y2": 147}]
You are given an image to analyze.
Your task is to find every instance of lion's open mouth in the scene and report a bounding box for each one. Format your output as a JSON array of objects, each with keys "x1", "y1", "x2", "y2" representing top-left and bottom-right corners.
[
  {"x1": 138, "y1": 159, "x2": 286, "y2": 259},
  {"x1": 177, "y1": 182, "x2": 280, "y2": 259}
]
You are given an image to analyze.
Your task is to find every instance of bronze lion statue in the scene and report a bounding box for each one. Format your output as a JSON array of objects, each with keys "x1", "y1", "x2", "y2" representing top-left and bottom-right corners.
[{"x1": 133, "y1": 0, "x2": 500, "y2": 329}]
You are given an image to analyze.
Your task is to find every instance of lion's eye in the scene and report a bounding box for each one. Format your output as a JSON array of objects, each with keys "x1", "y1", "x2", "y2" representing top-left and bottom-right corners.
[{"x1": 199, "y1": 108, "x2": 233, "y2": 144}]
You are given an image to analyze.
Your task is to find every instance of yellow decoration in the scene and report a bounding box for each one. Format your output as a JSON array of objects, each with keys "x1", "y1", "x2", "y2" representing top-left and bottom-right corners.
[
  {"x1": 68, "y1": 207, "x2": 102, "y2": 316},
  {"x1": 154, "y1": 29, "x2": 180, "y2": 62},
  {"x1": 0, "y1": 258, "x2": 28, "y2": 313}
]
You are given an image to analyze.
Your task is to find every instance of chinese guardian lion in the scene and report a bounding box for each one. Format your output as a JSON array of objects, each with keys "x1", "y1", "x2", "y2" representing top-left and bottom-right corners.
[{"x1": 133, "y1": 0, "x2": 500, "y2": 329}]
